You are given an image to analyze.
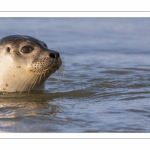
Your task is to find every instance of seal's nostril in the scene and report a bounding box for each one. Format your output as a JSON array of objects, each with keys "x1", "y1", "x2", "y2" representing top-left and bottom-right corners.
[
  {"x1": 49, "y1": 53, "x2": 55, "y2": 59},
  {"x1": 49, "y1": 52, "x2": 60, "y2": 59}
]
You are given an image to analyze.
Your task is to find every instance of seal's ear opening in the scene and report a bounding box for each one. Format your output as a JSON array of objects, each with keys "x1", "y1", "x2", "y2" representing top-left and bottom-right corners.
[{"x1": 7, "y1": 47, "x2": 11, "y2": 53}]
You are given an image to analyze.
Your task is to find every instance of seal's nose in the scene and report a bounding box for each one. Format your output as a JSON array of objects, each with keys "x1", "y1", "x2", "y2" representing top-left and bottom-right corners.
[{"x1": 49, "y1": 52, "x2": 60, "y2": 59}]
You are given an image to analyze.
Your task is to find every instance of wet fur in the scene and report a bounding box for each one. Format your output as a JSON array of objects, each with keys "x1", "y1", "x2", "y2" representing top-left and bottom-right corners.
[{"x1": 0, "y1": 35, "x2": 62, "y2": 93}]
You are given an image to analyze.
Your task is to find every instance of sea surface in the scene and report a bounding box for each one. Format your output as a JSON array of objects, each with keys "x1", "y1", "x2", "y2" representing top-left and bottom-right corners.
[{"x1": 0, "y1": 17, "x2": 150, "y2": 132}]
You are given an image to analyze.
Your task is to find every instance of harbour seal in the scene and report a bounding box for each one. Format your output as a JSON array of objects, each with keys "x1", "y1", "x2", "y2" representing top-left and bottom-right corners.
[{"x1": 0, "y1": 35, "x2": 62, "y2": 93}]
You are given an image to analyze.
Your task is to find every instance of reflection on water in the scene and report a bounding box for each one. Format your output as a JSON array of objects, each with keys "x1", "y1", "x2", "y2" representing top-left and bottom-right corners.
[
  {"x1": 0, "y1": 93, "x2": 62, "y2": 132},
  {"x1": 0, "y1": 18, "x2": 150, "y2": 132}
]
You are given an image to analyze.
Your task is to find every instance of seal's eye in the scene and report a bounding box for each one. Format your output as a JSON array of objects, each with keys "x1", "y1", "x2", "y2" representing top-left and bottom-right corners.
[{"x1": 21, "y1": 46, "x2": 33, "y2": 53}]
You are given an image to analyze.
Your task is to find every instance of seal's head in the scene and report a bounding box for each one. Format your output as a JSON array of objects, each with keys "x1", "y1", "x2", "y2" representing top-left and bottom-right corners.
[{"x1": 0, "y1": 35, "x2": 62, "y2": 93}]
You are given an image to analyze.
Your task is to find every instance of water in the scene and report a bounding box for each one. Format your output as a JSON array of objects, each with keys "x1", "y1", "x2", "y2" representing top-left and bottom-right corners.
[{"x1": 0, "y1": 18, "x2": 150, "y2": 132}]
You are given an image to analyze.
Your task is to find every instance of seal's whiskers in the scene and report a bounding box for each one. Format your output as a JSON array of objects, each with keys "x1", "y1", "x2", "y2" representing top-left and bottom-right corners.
[
  {"x1": 58, "y1": 62, "x2": 64, "y2": 81},
  {"x1": 43, "y1": 71, "x2": 46, "y2": 80},
  {"x1": 19, "y1": 73, "x2": 35, "y2": 93},
  {"x1": 38, "y1": 72, "x2": 43, "y2": 84},
  {"x1": 33, "y1": 29, "x2": 39, "y2": 40},
  {"x1": 27, "y1": 73, "x2": 40, "y2": 93}
]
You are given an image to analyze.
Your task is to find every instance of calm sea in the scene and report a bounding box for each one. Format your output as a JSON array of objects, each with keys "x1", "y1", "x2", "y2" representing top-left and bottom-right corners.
[{"x1": 0, "y1": 18, "x2": 150, "y2": 132}]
